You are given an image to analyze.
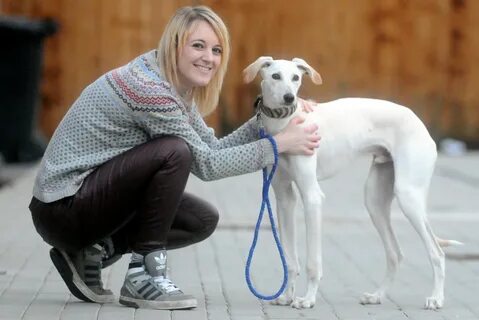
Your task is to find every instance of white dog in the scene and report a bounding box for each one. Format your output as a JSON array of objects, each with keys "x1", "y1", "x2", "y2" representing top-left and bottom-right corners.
[{"x1": 243, "y1": 57, "x2": 462, "y2": 310}]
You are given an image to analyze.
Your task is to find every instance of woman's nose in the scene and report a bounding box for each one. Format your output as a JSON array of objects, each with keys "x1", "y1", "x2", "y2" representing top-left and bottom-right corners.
[{"x1": 202, "y1": 50, "x2": 214, "y2": 62}]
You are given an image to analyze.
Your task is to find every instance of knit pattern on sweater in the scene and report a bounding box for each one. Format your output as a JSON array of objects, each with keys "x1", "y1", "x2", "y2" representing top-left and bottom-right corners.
[{"x1": 33, "y1": 50, "x2": 274, "y2": 203}]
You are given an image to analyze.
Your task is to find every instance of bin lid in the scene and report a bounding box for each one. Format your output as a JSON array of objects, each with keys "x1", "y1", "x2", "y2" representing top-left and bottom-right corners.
[{"x1": 0, "y1": 15, "x2": 58, "y2": 37}]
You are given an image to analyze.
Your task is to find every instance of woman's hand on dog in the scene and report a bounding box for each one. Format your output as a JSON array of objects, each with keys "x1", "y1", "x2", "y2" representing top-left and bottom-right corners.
[
  {"x1": 299, "y1": 98, "x2": 316, "y2": 113},
  {"x1": 274, "y1": 117, "x2": 320, "y2": 155}
]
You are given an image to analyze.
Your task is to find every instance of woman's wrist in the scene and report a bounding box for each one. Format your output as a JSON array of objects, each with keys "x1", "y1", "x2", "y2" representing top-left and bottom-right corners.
[{"x1": 273, "y1": 133, "x2": 287, "y2": 153}]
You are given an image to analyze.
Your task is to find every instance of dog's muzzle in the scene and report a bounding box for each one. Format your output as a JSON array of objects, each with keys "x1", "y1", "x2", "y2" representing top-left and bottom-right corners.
[{"x1": 254, "y1": 96, "x2": 297, "y2": 119}]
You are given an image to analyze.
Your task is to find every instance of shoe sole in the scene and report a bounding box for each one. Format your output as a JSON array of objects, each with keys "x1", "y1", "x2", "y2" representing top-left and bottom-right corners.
[
  {"x1": 50, "y1": 248, "x2": 115, "y2": 304},
  {"x1": 119, "y1": 295, "x2": 197, "y2": 310}
]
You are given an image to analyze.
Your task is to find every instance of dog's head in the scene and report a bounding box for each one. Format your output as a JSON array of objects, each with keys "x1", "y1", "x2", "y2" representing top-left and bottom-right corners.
[{"x1": 243, "y1": 57, "x2": 322, "y2": 108}]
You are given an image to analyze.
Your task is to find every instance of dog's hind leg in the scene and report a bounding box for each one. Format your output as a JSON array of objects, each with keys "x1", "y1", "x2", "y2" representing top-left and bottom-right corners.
[
  {"x1": 360, "y1": 159, "x2": 403, "y2": 305},
  {"x1": 393, "y1": 146, "x2": 445, "y2": 310},
  {"x1": 271, "y1": 171, "x2": 299, "y2": 306},
  {"x1": 395, "y1": 186, "x2": 445, "y2": 309}
]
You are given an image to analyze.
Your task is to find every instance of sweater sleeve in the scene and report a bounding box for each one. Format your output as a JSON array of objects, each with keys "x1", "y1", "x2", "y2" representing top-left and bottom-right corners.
[
  {"x1": 189, "y1": 105, "x2": 261, "y2": 149},
  {"x1": 134, "y1": 107, "x2": 275, "y2": 181}
]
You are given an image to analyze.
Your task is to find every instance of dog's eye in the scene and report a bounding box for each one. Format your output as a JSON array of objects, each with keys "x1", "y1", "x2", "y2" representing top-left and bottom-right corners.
[
  {"x1": 272, "y1": 73, "x2": 281, "y2": 80},
  {"x1": 292, "y1": 74, "x2": 300, "y2": 81}
]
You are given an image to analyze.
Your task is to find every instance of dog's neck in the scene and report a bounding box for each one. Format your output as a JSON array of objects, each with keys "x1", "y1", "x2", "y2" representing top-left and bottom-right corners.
[
  {"x1": 255, "y1": 96, "x2": 298, "y2": 135},
  {"x1": 255, "y1": 96, "x2": 298, "y2": 119}
]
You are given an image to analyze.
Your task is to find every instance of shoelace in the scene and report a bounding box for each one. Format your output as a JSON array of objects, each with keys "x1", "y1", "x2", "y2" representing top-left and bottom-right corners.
[
  {"x1": 99, "y1": 239, "x2": 114, "y2": 260},
  {"x1": 153, "y1": 276, "x2": 179, "y2": 293}
]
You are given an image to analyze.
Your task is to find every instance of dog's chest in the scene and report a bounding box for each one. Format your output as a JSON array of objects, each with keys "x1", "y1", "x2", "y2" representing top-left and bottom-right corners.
[{"x1": 261, "y1": 117, "x2": 290, "y2": 136}]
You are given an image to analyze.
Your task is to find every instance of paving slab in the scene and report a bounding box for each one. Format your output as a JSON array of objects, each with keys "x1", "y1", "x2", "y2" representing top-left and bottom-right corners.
[{"x1": 0, "y1": 152, "x2": 478, "y2": 319}]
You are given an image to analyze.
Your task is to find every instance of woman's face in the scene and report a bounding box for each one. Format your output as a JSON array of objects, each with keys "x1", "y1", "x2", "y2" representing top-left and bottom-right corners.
[{"x1": 176, "y1": 20, "x2": 222, "y2": 94}]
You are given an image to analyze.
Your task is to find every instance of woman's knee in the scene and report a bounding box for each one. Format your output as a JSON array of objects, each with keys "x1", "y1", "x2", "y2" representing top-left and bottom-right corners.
[
  {"x1": 197, "y1": 204, "x2": 219, "y2": 241},
  {"x1": 149, "y1": 136, "x2": 192, "y2": 168}
]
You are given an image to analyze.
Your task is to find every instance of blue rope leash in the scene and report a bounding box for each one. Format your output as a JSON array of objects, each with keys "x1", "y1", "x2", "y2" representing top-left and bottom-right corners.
[{"x1": 245, "y1": 128, "x2": 288, "y2": 300}]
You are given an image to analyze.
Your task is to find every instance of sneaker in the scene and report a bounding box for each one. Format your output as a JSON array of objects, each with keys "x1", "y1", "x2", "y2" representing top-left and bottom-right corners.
[
  {"x1": 50, "y1": 245, "x2": 115, "y2": 303},
  {"x1": 119, "y1": 249, "x2": 197, "y2": 310},
  {"x1": 98, "y1": 238, "x2": 122, "y2": 269}
]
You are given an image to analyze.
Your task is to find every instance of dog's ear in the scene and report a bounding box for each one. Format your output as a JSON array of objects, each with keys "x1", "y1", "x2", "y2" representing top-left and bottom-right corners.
[
  {"x1": 243, "y1": 56, "x2": 273, "y2": 83},
  {"x1": 292, "y1": 58, "x2": 323, "y2": 85}
]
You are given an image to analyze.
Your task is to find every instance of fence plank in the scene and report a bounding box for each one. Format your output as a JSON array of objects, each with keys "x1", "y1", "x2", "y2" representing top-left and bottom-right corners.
[{"x1": 1, "y1": 0, "x2": 478, "y2": 141}]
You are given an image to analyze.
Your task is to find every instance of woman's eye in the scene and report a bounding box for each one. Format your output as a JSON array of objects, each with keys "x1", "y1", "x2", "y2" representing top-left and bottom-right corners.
[
  {"x1": 292, "y1": 74, "x2": 299, "y2": 81},
  {"x1": 272, "y1": 73, "x2": 281, "y2": 80},
  {"x1": 192, "y1": 43, "x2": 204, "y2": 49},
  {"x1": 213, "y1": 47, "x2": 223, "y2": 55}
]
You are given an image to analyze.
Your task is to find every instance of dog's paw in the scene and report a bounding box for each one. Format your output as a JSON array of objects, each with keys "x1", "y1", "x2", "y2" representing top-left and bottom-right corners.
[
  {"x1": 425, "y1": 296, "x2": 443, "y2": 310},
  {"x1": 360, "y1": 292, "x2": 382, "y2": 305},
  {"x1": 291, "y1": 297, "x2": 315, "y2": 309},
  {"x1": 270, "y1": 294, "x2": 293, "y2": 306}
]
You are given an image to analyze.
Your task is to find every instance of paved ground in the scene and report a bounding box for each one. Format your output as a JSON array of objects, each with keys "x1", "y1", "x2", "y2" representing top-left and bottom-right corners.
[{"x1": 0, "y1": 152, "x2": 478, "y2": 320}]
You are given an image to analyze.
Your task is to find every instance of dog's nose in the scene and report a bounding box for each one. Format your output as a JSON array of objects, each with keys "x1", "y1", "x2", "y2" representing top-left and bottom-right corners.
[{"x1": 283, "y1": 93, "x2": 295, "y2": 105}]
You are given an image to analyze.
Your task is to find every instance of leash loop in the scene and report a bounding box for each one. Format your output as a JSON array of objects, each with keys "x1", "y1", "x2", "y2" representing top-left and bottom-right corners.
[{"x1": 245, "y1": 127, "x2": 288, "y2": 300}]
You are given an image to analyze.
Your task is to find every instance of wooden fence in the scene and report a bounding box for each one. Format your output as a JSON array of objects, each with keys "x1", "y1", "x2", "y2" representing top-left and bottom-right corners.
[{"x1": 1, "y1": 0, "x2": 478, "y2": 143}]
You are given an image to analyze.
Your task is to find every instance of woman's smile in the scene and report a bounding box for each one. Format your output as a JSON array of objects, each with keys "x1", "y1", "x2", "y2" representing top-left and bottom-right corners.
[{"x1": 194, "y1": 64, "x2": 212, "y2": 73}]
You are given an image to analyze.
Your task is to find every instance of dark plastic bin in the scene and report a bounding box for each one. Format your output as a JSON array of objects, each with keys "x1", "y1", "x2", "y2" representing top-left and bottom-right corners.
[{"x1": 0, "y1": 16, "x2": 58, "y2": 163}]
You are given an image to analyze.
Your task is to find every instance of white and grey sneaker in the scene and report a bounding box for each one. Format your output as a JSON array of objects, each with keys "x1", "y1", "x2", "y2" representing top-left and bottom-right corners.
[
  {"x1": 119, "y1": 249, "x2": 197, "y2": 310},
  {"x1": 50, "y1": 244, "x2": 115, "y2": 303}
]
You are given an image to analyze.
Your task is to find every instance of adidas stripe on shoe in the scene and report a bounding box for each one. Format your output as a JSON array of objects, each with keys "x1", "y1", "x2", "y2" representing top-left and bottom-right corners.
[
  {"x1": 119, "y1": 250, "x2": 197, "y2": 310},
  {"x1": 50, "y1": 246, "x2": 115, "y2": 303}
]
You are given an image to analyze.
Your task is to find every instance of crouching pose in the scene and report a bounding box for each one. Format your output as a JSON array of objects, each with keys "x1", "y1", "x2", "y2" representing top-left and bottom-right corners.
[{"x1": 29, "y1": 6, "x2": 319, "y2": 310}]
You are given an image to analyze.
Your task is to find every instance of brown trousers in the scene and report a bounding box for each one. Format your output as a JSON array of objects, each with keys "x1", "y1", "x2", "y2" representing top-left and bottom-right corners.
[{"x1": 29, "y1": 136, "x2": 219, "y2": 255}]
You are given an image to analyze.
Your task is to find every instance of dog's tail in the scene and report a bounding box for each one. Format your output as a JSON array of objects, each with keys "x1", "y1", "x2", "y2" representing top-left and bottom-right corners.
[{"x1": 435, "y1": 236, "x2": 464, "y2": 247}]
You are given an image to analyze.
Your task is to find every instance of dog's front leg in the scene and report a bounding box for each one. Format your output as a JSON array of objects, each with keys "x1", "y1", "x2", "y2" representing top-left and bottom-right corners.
[
  {"x1": 270, "y1": 168, "x2": 299, "y2": 306},
  {"x1": 290, "y1": 156, "x2": 324, "y2": 309}
]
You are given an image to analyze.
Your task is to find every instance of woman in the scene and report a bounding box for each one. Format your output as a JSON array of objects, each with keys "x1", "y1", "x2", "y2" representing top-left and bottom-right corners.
[{"x1": 29, "y1": 6, "x2": 319, "y2": 310}]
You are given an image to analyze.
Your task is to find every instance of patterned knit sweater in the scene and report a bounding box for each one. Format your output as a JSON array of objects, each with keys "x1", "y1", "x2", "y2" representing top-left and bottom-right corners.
[{"x1": 33, "y1": 50, "x2": 274, "y2": 203}]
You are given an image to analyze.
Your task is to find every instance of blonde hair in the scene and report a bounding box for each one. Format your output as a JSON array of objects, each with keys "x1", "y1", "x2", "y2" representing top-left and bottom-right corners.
[{"x1": 157, "y1": 6, "x2": 230, "y2": 116}]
